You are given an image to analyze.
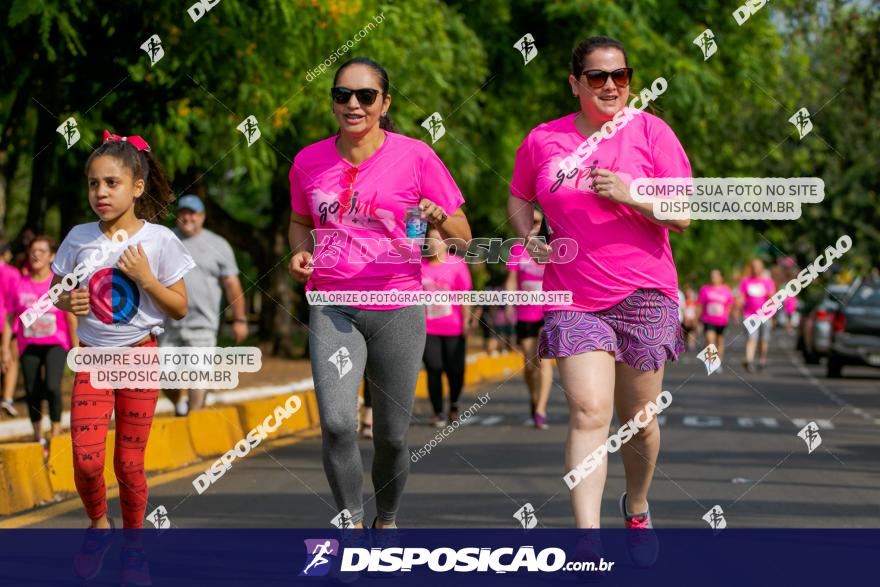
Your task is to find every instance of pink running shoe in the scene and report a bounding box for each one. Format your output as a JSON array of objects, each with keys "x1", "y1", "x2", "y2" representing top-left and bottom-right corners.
[
  {"x1": 619, "y1": 492, "x2": 659, "y2": 568},
  {"x1": 72, "y1": 516, "x2": 116, "y2": 581},
  {"x1": 120, "y1": 546, "x2": 152, "y2": 587},
  {"x1": 534, "y1": 413, "x2": 549, "y2": 430},
  {"x1": 572, "y1": 531, "x2": 607, "y2": 581}
]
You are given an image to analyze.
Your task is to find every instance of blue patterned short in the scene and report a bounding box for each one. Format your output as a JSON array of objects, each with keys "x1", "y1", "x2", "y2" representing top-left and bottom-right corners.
[{"x1": 539, "y1": 289, "x2": 685, "y2": 371}]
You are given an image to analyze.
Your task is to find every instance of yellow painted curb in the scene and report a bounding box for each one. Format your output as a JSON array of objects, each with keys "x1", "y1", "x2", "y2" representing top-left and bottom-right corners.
[
  {"x1": 303, "y1": 391, "x2": 320, "y2": 427},
  {"x1": 499, "y1": 352, "x2": 524, "y2": 375},
  {"x1": 0, "y1": 429, "x2": 322, "y2": 529},
  {"x1": 104, "y1": 431, "x2": 118, "y2": 489},
  {"x1": 0, "y1": 443, "x2": 55, "y2": 516},
  {"x1": 464, "y1": 363, "x2": 482, "y2": 385},
  {"x1": 414, "y1": 370, "x2": 428, "y2": 399},
  {"x1": 144, "y1": 417, "x2": 197, "y2": 472},
  {"x1": 475, "y1": 355, "x2": 500, "y2": 379},
  {"x1": 276, "y1": 393, "x2": 311, "y2": 434},
  {"x1": 233, "y1": 392, "x2": 310, "y2": 441},
  {"x1": 1, "y1": 352, "x2": 516, "y2": 518},
  {"x1": 188, "y1": 408, "x2": 244, "y2": 458}
]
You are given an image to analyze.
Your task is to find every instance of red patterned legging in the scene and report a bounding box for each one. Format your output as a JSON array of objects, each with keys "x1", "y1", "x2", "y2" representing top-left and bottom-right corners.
[{"x1": 71, "y1": 338, "x2": 159, "y2": 528}]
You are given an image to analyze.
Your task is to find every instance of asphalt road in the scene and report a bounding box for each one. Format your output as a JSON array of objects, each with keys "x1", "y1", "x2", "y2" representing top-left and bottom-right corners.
[{"x1": 24, "y1": 329, "x2": 880, "y2": 529}]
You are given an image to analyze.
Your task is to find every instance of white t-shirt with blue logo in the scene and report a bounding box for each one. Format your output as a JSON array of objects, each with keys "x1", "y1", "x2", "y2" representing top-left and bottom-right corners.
[{"x1": 52, "y1": 221, "x2": 196, "y2": 347}]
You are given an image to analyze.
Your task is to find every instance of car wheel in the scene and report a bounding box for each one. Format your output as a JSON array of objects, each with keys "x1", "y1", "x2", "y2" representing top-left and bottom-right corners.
[
  {"x1": 804, "y1": 349, "x2": 820, "y2": 365},
  {"x1": 826, "y1": 354, "x2": 843, "y2": 378}
]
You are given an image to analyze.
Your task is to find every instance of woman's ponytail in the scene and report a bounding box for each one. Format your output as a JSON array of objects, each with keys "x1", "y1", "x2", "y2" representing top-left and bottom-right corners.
[
  {"x1": 136, "y1": 150, "x2": 174, "y2": 221},
  {"x1": 379, "y1": 112, "x2": 398, "y2": 133}
]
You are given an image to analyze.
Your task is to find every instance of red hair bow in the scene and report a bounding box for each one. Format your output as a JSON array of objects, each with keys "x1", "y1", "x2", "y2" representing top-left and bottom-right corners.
[{"x1": 103, "y1": 129, "x2": 151, "y2": 152}]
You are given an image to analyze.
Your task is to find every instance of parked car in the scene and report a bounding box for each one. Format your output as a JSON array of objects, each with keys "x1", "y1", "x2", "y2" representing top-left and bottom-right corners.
[
  {"x1": 827, "y1": 278, "x2": 880, "y2": 378},
  {"x1": 797, "y1": 284, "x2": 851, "y2": 364}
]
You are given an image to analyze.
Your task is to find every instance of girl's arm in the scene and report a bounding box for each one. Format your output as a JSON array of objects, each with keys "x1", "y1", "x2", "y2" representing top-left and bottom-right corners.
[
  {"x1": 141, "y1": 279, "x2": 187, "y2": 321},
  {"x1": 116, "y1": 244, "x2": 188, "y2": 320},
  {"x1": 65, "y1": 313, "x2": 79, "y2": 348},
  {"x1": 50, "y1": 274, "x2": 90, "y2": 315},
  {"x1": 1, "y1": 313, "x2": 12, "y2": 373},
  {"x1": 51, "y1": 274, "x2": 70, "y2": 312}
]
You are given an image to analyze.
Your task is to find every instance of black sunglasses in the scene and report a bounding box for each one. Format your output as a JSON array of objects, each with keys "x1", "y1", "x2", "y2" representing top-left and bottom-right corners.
[
  {"x1": 330, "y1": 86, "x2": 381, "y2": 106},
  {"x1": 579, "y1": 68, "x2": 633, "y2": 89}
]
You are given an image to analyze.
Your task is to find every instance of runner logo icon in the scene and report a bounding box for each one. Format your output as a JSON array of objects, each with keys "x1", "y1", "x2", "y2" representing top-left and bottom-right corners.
[
  {"x1": 300, "y1": 539, "x2": 339, "y2": 577},
  {"x1": 697, "y1": 344, "x2": 721, "y2": 375},
  {"x1": 703, "y1": 505, "x2": 727, "y2": 532},
  {"x1": 514, "y1": 503, "x2": 538, "y2": 529},
  {"x1": 797, "y1": 421, "x2": 822, "y2": 453}
]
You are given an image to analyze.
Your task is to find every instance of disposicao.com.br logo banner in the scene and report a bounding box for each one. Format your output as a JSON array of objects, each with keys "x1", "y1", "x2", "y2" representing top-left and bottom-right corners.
[
  {"x1": 299, "y1": 538, "x2": 610, "y2": 575},
  {"x1": 1, "y1": 529, "x2": 876, "y2": 585}
]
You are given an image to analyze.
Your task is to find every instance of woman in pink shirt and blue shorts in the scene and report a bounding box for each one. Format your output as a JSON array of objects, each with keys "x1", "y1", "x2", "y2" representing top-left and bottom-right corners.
[{"x1": 508, "y1": 36, "x2": 690, "y2": 565}]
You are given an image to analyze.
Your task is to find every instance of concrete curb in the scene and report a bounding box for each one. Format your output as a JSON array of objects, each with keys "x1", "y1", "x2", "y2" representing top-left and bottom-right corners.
[
  {"x1": 0, "y1": 351, "x2": 522, "y2": 517},
  {"x1": 0, "y1": 443, "x2": 55, "y2": 516}
]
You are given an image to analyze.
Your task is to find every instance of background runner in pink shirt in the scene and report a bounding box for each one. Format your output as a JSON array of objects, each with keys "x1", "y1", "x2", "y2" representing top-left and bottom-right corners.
[
  {"x1": 698, "y1": 269, "x2": 734, "y2": 369},
  {"x1": 738, "y1": 258, "x2": 777, "y2": 371},
  {"x1": 506, "y1": 36, "x2": 691, "y2": 549},
  {"x1": 505, "y1": 210, "x2": 553, "y2": 429},
  {"x1": 1, "y1": 236, "x2": 75, "y2": 444},
  {"x1": 0, "y1": 242, "x2": 22, "y2": 416},
  {"x1": 421, "y1": 226, "x2": 473, "y2": 425},
  {"x1": 781, "y1": 294, "x2": 799, "y2": 333}
]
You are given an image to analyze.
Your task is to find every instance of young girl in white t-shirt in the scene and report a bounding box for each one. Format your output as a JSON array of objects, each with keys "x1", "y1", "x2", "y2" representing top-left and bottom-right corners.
[{"x1": 52, "y1": 131, "x2": 194, "y2": 580}]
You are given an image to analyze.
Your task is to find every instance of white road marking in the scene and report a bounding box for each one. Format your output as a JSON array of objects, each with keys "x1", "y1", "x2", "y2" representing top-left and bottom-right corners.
[
  {"x1": 786, "y1": 349, "x2": 877, "y2": 426},
  {"x1": 682, "y1": 415, "x2": 723, "y2": 427},
  {"x1": 737, "y1": 417, "x2": 780, "y2": 428},
  {"x1": 791, "y1": 418, "x2": 835, "y2": 430}
]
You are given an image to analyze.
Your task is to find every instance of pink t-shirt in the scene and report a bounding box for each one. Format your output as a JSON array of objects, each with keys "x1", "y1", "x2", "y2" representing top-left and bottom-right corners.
[
  {"x1": 783, "y1": 295, "x2": 797, "y2": 314},
  {"x1": 0, "y1": 263, "x2": 21, "y2": 316},
  {"x1": 739, "y1": 276, "x2": 777, "y2": 316},
  {"x1": 5, "y1": 274, "x2": 72, "y2": 354},
  {"x1": 506, "y1": 244, "x2": 545, "y2": 322},
  {"x1": 510, "y1": 111, "x2": 691, "y2": 312},
  {"x1": 698, "y1": 285, "x2": 733, "y2": 326},
  {"x1": 290, "y1": 132, "x2": 465, "y2": 310},
  {"x1": 421, "y1": 255, "x2": 472, "y2": 336}
]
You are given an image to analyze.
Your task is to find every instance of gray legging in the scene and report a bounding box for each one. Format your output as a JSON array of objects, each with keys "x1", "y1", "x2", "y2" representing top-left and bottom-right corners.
[{"x1": 309, "y1": 304, "x2": 426, "y2": 525}]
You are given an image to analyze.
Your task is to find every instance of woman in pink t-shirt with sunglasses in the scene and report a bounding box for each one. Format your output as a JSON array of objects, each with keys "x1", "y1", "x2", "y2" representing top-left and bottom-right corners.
[
  {"x1": 288, "y1": 58, "x2": 471, "y2": 531},
  {"x1": 508, "y1": 36, "x2": 691, "y2": 564}
]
